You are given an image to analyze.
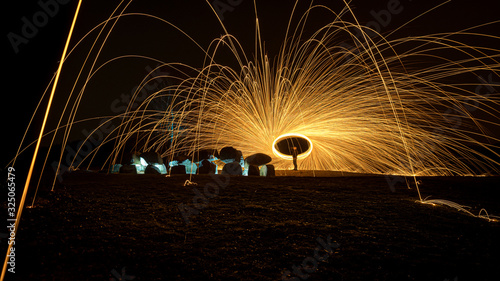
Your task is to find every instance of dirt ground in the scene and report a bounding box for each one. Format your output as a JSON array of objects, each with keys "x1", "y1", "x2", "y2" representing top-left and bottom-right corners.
[{"x1": 3, "y1": 172, "x2": 500, "y2": 281}]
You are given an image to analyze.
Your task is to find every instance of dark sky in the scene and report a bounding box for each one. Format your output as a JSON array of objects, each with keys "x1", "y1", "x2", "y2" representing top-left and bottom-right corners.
[{"x1": 3, "y1": 0, "x2": 500, "y2": 165}]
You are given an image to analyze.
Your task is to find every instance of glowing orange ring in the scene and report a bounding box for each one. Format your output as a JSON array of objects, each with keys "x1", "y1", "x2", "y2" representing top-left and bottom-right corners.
[{"x1": 272, "y1": 133, "x2": 313, "y2": 160}]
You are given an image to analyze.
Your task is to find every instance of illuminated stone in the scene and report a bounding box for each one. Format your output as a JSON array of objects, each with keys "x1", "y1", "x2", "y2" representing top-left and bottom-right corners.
[
  {"x1": 145, "y1": 164, "x2": 161, "y2": 174},
  {"x1": 259, "y1": 164, "x2": 267, "y2": 176},
  {"x1": 121, "y1": 152, "x2": 141, "y2": 165},
  {"x1": 110, "y1": 164, "x2": 122, "y2": 173},
  {"x1": 180, "y1": 159, "x2": 198, "y2": 174},
  {"x1": 141, "y1": 151, "x2": 163, "y2": 164}
]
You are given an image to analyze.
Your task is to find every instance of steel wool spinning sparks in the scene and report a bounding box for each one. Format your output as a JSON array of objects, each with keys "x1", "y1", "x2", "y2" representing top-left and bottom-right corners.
[
  {"x1": 106, "y1": 7, "x2": 500, "y2": 176},
  {"x1": 272, "y1": 133, "x2": 313, "y2": 161},
  {"x1": 11, "y1": 1, "x2": 500, "y2": 181}
]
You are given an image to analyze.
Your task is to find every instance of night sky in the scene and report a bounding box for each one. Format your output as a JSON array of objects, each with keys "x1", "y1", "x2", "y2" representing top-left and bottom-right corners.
[{"x1": 3, "y1": 0, "x2": 500, "y2": 166}]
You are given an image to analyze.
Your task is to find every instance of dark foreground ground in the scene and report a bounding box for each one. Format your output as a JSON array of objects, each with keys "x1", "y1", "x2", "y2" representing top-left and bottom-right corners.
[{"x1": 3, "y1": 172, "x2": 500, "y2": 281}]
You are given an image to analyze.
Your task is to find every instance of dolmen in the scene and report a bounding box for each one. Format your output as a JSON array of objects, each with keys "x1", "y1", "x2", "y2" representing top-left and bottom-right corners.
[{"x1": 244, "y1": 153, "x2": 274, "y2": 176}]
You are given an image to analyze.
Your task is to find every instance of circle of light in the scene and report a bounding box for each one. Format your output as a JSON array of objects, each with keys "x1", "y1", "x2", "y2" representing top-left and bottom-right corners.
[{"x1": 272, "y1": 133, "x2": 313, "y2": 161}]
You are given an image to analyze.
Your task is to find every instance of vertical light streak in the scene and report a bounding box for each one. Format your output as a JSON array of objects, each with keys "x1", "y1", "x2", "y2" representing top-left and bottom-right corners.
[{"x1": 1, "y1": 1, "x2": 83, "y2": 280}]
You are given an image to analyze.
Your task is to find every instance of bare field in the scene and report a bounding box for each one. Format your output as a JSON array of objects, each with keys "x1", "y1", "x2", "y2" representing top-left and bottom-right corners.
[{"x1": 4, "y1": 173, "x2": 500, "y2": 281}]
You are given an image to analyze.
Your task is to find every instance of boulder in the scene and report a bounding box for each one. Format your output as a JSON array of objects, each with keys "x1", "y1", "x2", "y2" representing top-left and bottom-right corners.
[
  {"x1": 145, "y1": 164, "x2": 161, "y2": 174},
  {"x1": 180, "y1": 159, "x2": 198, "y2": 174},
  {"x1": 141, "y1": 151, "x2": 163, "y2": 164},
  {"x1": 198, "y1": 159, "x2": 216, "y2": 174},
  {"x1": 263, "y1": 164, "x2": 275, "y2": 176},
  {"x1": 110, "y1": 164, "x2": 122, "y2": 174},
  {"x1": 170, "y1": 165, "x2": 186, "y2": 174},
  {"x1": 222, "y1": 161, "x2": 242, "y2": 175},
  {"x1": 247, "y1": 165, "x2": 260, "y2": 176},
  {"x1": 122, "y1": 152, "x2": 141, "y2": 165},
  {"x1": 219, "y1": 146, "x2": 238, "y2": 161},
  {"x1": 245, "y1": 153, "x2": 272, "y2": 166},
  {"x1": 119, "y1": 164, "x2": 137, "y2": 174}
]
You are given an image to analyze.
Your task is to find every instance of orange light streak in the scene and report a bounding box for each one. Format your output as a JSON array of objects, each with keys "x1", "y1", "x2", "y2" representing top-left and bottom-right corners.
[{"x1": 1, "y1": 1, "x2": 83, "y2": 280}]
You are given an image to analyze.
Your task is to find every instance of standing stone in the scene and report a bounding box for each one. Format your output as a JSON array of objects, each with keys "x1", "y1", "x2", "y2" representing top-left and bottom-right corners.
[
  {"x1": 219, "y1": 146, "x2": 238, "y2": 161},
  {"x1": 264, "y1": 164, "x2": 275, "y2": 176},
  {"x1": 199, "y1": 159, "x2": 216, "y2": 174},
  {"x1": 145, "y1": 164, "x2": 161, "y2": 174},
  {"x1": 222, "y1": 161, "x2": 242, "y2": 175},
  {"x1": 248, "y1": 165, "x2": 260, "y2": 176},
  {"x1": 170, "y1": 165, "x2": 186, "y2": 174}
]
